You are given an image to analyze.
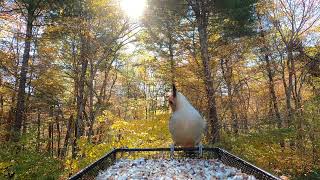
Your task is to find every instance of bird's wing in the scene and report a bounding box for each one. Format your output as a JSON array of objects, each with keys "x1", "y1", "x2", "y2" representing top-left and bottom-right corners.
[{"x1": 169, "y1": 114, "x2": 178, "y2": 136}]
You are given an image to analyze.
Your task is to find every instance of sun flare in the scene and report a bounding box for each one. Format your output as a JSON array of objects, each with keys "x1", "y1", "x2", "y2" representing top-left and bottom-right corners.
[{"x1": 120, "y1": 0, "x2": 146, "y2": 19}]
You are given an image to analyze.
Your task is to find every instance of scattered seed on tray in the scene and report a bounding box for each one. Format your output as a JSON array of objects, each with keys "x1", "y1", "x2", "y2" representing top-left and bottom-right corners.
[{"x1": 96, "y1": 158, "x2": 256, "y2": 180}]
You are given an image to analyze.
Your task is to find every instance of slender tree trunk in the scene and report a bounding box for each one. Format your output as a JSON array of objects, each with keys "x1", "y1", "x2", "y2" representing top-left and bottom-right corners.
[
  {"x1": 11, "y1": 32, "x2": 21, "y2": 106},
  {"x1": 257, "y1": 14, "x2": 282, "y2": 128},
  {"x1": 22, "y1": 73, "x2": 33, "y2": 136},
  {"x1": 47, "y1": 122, "x2": 53, "y2": 155},
  {"x1": 36, "y1": 109, "x2": 41, "y2": 151},
  {"x1": 61, "y1": 115, "x2": 73, "y2": 158},
  {"x1": 5, "y1": 110, "x2": 14, "y2": 141},
  {"x1": 56, "y1": 116, "x2": 61, "y2": 157},
  {"x1": 97, "y1": 126, "x2": 103, "y2": 143},
  {"x1": 70, "y1": 35, "x2": 78, "y2": 158},
  {"x1": 13, "y1": 14, "x2": 33, "y2": 142},
  {"x1": 22, "y1": 34, "x2": 38, "y2": 136},
  {"x1": 99, "y1": 62, "x2": 113, "y2": 109},
  {"x1": 51, "y1": 122, "x2": 54, "y2": 156},
  {"x1": 75, "y1": 57, "x2": 87, "y2": 138},
  {"x1": 88, "y1": 59, "x2": 95, "y2": 143},
  {"x1": 243, "y1": 114, "x2": 249, "y2": 131},
  {"x1": 0, "y1": 95, "x2": 3, "y2": 121},
  {"x1": 291, "y1": 58, "x2": 304, "y2": 151},
  {"x1": 167, "y1": 30, "x2": 175, "y2": 85},
  {"x1": 265, "y1": 54, "x2": 282, "y2": 127},
  {"x1": 72, "y1": 38, "x2": 79, "y2": 105},
  {"x1": 47, "y1": 108, "x2": 54, "y2": 156},
  {"x1": 189, "y1": 0, "x2": 220, "y2": 143},
  {"x1": 106, "y1": 74, "x2": 117, "y2": 103},
  {"x1": 220, "y1": 59, "x2": 238, "y2": 135},
  {"x1": 286, "y1": 46, "x2": 294, "y2": 126},
  {"x1": 74, "y1": 33, "x2": 89, "y2": 157},
  {"x1": 282, "y1": 45, "x2": 296, "y2": 149},
  {"x1": 0, "y1": 74, "x2": 3, "y2": 120},
  {"x1": 144, "y1": 82, "x2": 148, "y2": 119},
  {"x1": 281, "y1": 62, "x2": 289, "y2": 121},
  {"x1": 100, "y1": 67, "x2": 110, "y2": 102},
  {"x1": 72, "y1": 118, "x2": 77, "y2": 158}
]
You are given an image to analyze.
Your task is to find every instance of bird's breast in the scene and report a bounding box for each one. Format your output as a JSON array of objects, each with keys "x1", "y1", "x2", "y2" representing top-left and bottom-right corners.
[{"x1": 169, "y1": 109, "x2": 205, "y2": 147}]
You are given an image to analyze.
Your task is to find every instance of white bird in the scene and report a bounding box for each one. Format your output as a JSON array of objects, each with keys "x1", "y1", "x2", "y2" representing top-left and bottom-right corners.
[{"x1": 168, "y1": 85, "x2": 206, "y2": 157}]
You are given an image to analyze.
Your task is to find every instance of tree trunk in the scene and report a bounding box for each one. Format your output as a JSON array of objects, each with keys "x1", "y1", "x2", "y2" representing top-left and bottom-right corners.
[
  {"x1": 284, "y1": 45, "x2": 296, "y2": 149},
  {"x1": 0, "y1": 74, "x2": 3, "y2": 120},
  {"x1": 257, "y1": 14, "x2": 282, "y2": 128},
  {"x1": 74, "y1": 33, "x2": 89, "y2": 157},
  {"x1": 189, "y1": 0, "x2": 220, "y2": 143},
  {"x1": 75, "y1": 58, "x2": 88, "y2": 138},
  {"x1": 265, "y1": 56, "x2": 282, "y2": 127},
  {"x1": 220, "y1": 59, "x2": 238, "y2": 135},
  {"x1": 51, "y1": 122, "x2": 54, "y2": 156},
  {"x1": 13, "y1": 14, "x2": 33, "y2": 142},
  {"x1": 88, "y1": 59, "x2": 95, "y2": 143},
  {"x1": 72, "y1": 38, "x2": 79, "y2": 105},
  {"x1": 101, "y1": 67, "x2": 109, "y2": 102},
  {"x1": 72, "y1": 119, "x2": 77, "y2": 158},
  {"x1": 291, "y1": 58, "x2": 304, "y2": 151},
  {"x1": 11, "y1": 32, "x2": 22, "y2": 107},
  {"x1": 47, "y1": 122, "x2": 53, "y2": 155},
  {"x1": 5, "y1": 110, "x2": 14, "y2": 141},
  {"x1": 286, "y1": 46, "x2": 294, "y2": 126},
  {"x1": 0, "y1": 95, "x2": 3, "y2": 120},
  {"x1": 56, "y1": 116, "x2": 61, "y2": 157},
  {"x1": 167, "y1": 29, "x2": 175, "y2": 85},
  {"x1": 36, "y1": 109, "x2": 41, "y2": 151},
  {"x1": 22, "y1": 35, "x2": 38, "y2": 136},
  {"x1": 61, "y1": 115, "x2": 73, "y2": 158}
]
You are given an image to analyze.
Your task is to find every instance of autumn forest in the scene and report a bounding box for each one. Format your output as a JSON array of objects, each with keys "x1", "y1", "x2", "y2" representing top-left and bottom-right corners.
[{"x1": 0, "y1": 0, "x2": 320, "y2": 179}]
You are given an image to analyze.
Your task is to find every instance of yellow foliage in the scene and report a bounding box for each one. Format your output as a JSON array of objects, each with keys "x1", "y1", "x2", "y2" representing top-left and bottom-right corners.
[{"x1": 110, "y1": 112, "x2": 171, "y2": 148}]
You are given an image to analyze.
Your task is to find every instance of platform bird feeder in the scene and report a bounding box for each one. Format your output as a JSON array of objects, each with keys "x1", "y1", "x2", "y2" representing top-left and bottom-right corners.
[{"x1": 69, "y1": 147, "x2": 280, "y2": 180}]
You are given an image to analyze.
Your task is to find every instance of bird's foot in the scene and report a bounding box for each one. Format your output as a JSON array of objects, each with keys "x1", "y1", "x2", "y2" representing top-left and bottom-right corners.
[
  {"x1": 170, "y1": 144, "x2": 175, "y2": 159},
  {"x1": 198, "y1": 143, "x2": 203, "y2": 157}
]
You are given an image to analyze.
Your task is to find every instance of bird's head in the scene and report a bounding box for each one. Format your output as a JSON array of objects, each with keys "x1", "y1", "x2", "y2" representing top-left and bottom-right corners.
[
  {"x1": 168, "y1": 84, "x2": 177, "y2": 111},
  {"x1": 168, "y1": 84, "x2": 194, "y2": 112}
]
